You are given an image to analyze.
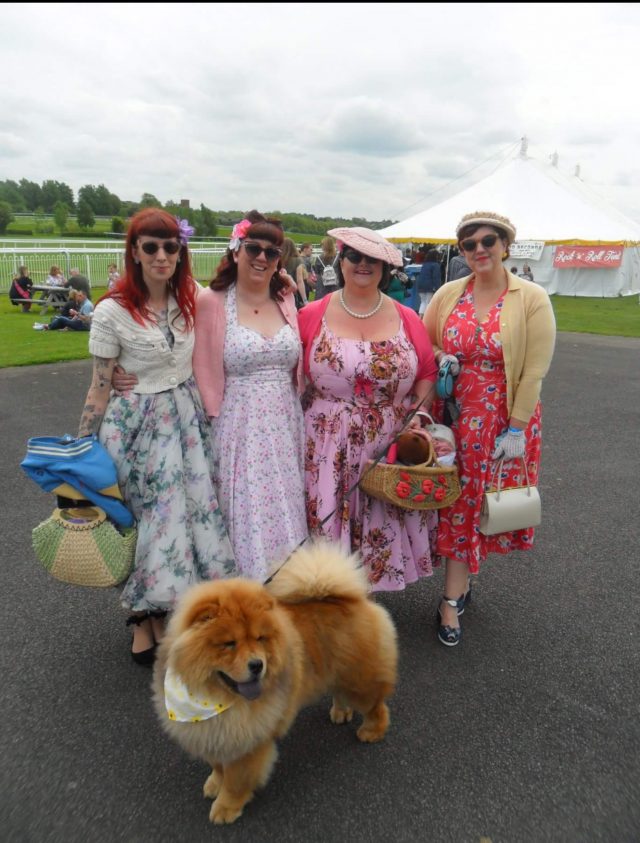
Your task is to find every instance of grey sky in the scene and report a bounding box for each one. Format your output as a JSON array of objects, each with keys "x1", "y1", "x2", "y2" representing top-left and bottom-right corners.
[{"x1": 2, "y1": 2, "x2": 639, "y2": 223}]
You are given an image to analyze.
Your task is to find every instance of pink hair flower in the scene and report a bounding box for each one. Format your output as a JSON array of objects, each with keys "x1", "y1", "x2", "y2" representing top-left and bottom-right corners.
[{"x1": 229, "y1": 218, "x2": 252, "y2": 250}]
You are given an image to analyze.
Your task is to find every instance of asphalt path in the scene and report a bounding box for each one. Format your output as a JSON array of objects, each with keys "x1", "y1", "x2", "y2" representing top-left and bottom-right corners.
[{"x1": 1, "y1": 332, "x2": 638, "y2": 843}]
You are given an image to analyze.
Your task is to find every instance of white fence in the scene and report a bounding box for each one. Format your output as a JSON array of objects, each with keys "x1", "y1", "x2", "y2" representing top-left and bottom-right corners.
[{"x1": 1, "y1": 242, "x2": 227, "y2": 292}]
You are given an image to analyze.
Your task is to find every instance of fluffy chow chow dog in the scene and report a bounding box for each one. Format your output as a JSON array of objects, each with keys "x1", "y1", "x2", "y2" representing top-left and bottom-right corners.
[{"x1": 152, "y1": 542, "x2": 398, "y2": 824}]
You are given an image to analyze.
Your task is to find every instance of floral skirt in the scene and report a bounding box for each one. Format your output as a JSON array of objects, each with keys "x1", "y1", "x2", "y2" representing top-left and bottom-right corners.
[{"x1": 99, "y1": 377, "x2": 236, "y2": 611}]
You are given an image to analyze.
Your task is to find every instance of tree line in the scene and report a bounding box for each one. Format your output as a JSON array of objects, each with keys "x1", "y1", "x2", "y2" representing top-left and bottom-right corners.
[{"x1": 0, "y1": 178, "x2": 396, "y2": 237}]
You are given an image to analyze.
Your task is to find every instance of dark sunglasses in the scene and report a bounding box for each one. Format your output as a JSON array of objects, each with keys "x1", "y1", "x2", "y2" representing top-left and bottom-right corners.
[
  {"x1": 342, "y1": 248, "x2": 381, "y2": 265},
  {"x1": 139, "y1": 240, "x2": 181, "y2": 255},
  {"x1": 242, "y1": 242, "x2": 282, "y2": 261},
  {"x1": 460, "y1": 234, "x2": 499, "y2": 253}
]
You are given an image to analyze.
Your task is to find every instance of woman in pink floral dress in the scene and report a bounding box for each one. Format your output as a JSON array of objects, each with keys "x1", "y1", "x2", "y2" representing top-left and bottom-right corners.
[
  {"x1": 298, "y1": 227, "x2": 438, "y2": 591},
  {"x1": 424, "y1": 211, "x2": 556, "y2": 646}
]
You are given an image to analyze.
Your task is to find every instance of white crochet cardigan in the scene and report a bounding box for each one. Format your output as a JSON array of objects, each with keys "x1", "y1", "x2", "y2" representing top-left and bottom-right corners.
[{"x1": 88, "y1": 297, "x2": 194, "y2": 394}]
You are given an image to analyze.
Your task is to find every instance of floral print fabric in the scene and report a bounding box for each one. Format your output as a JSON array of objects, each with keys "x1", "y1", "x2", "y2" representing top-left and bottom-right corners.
[
  {"x1": 303, "y1": 319, "x2": 436, "y2": 591},
  {"x1": 435, "y1": 281, "x2": 542, "y2": 573},
  {"x1": 210, "y1": 286, "x2": 308, "y2": 580},
  {"x1": 99, "y1": 375, "x2": 236, "y2": 612}
]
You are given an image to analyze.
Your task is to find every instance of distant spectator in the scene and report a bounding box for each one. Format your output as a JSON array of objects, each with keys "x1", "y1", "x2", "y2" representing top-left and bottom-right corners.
[
  {"x1": 446, "y1": 249, "x2": 471, "y2": 281},
  {"x1": 510, "y1": 266, "x2": 519, "y2": 275},
  {"x1": 313, "y1": 235, "x2": 338, "y2": 300},
  {"x1": 281, "y1": 238, "x2": 308, "y2": 308},
  {"x1": 107, "y1": 263, "x2": 121, "y2": 291},
  {"x1": 521, "y1": 263, "x2": 534, "y2": 281},
  {"x1": 9, "y1": 266, "x2": 34, "y2": 312},
  {"x1": 38, "y1": 290, "x2": 94, "y2": 331},
  {"x1": 417, "y1": 249, "x2": 442, "y2": 315},
  {"x1": 299, "y1": 244, "x2": 315, "y2": 299},
  {"x1": 44, "y1": 265, "x2": 66, "y2": 287},
  {"x1": 66, "y1": 267, "x2": 91, "y2": 298},
  {"x1": 412, "y1": 244, "x2": 427, "y2": 264}
]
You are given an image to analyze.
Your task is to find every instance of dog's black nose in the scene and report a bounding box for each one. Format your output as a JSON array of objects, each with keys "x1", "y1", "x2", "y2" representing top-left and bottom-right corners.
[{"x1": 248, "y1": 659, "x2": 263, "y2": 676}]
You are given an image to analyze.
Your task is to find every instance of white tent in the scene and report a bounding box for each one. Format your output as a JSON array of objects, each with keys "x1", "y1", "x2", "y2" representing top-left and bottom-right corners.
[{"x1": 379, "y1": 152, "x2": 640, "y2": 297}]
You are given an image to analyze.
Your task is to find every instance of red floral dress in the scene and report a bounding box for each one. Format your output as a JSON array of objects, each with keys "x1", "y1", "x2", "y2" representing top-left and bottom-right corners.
[{"x1": 435, "y1": 281, "x2": 542, "y2": 573}]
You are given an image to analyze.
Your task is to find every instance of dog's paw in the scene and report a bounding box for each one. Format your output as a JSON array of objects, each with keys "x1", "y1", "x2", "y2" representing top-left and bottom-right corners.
[
  {"x1": 203, "y1": 770, "x2": 222, "y2": 799},
  {"x1": 329, "y1": 703, "x2": 353, "y2": 724},
  {"x1": 210, "y1": 798, "x2": 244, "y2": 825},
  {"x1": 356, "y1": 723, "x2": 386, "y2": 743}
]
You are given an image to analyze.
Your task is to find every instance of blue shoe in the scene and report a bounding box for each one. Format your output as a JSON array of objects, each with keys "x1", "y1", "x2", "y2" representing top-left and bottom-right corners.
[{"x1": 437, "y1": 597, "x2": 462, "y2": 647}]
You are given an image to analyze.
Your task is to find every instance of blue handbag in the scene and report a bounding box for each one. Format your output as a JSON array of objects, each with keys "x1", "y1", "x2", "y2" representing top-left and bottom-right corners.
[
  {"x1": 21, "y1": 435, "x2": 134, "y2": 527},
  {"x1": 436, "y1": 359, "x2": 455, "y2": 400}
]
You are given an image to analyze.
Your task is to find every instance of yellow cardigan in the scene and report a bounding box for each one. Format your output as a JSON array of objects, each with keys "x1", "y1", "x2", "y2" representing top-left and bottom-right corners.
[{"x1": 425, "y1": 272, "x2": 556, "y2": 422}]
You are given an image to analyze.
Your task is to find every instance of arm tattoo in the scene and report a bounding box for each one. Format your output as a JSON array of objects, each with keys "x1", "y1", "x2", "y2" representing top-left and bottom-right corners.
[{"x1": 78, "y1": 356, "x2": 116, "y2": 437}]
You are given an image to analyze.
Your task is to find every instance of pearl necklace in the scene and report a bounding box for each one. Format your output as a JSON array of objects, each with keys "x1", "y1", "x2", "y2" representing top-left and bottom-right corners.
[{"x1": 339, "y1": 289, "x2": 383, "y2": 319}]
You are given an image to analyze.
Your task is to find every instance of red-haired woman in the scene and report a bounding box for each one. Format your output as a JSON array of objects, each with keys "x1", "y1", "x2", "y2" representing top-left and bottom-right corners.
[{"x1": 78, "y1": 209, "x2": 236, "y2": 664}]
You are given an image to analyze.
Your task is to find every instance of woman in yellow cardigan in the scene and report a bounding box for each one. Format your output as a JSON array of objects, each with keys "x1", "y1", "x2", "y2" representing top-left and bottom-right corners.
[{"x1": 423, "y1": 211, "x2": 556, "y2": 646}]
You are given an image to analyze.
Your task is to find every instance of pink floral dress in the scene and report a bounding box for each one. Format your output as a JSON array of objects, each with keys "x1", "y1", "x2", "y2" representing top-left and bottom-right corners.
[
  {"x1": 303, "y1": 319, "x2": 437, "y2": 591},
  {"x1": 435, "y1": 281, "x2": 542, "y2": 573},
  {"x1": 210, "y1": 286, "x2": 308, "y2": 580}
]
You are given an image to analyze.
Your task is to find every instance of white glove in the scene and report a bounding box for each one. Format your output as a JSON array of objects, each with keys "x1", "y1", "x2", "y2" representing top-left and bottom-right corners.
[
  {"x1": 492, "y1": 428, "x2": 526, "y2": 460},
  {"x1": 439, "y1": 353, "x2": 460, "y2": 376}
]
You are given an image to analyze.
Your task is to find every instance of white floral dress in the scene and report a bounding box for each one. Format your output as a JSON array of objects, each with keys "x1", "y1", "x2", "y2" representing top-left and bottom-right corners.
[
  {"x1": 99, "y1": 313, "x2": 236, "y2": 612},
  {"x1": 210, "y1": 286, "x2": 308, "y2": 580}
]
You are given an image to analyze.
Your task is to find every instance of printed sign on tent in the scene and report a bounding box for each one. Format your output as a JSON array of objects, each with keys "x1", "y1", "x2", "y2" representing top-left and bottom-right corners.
[
  {"x1": 510, "y1": 241, "x2": 545, "y2": 260},
  {"x1": 553, "y1": 246, "x2": 623, "y2": 269}
]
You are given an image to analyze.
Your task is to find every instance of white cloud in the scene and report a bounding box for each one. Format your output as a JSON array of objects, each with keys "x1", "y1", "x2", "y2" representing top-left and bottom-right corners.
[{"x1": 0, "y1": 2, "x2": 639, "y2": 223}]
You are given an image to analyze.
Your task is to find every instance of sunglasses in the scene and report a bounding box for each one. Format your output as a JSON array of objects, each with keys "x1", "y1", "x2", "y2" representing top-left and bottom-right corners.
[
  {"x1": 139, "y1": 240, "x2": 181, "y2": 255},
  {"x1": 342, "y1": 248, "x2": 381, "y2": 265},
  {"x1": 242, "y1": 242, "x2": 282, "y2": 261},
  {"x1": 460, "y1": 234, "x2": 499, "y2": 253}
]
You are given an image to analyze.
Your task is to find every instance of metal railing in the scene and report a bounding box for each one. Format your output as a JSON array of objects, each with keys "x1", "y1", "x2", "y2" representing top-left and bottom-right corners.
[{"x1": 0, "y1": 243, "x2": 227, "y2": 291}]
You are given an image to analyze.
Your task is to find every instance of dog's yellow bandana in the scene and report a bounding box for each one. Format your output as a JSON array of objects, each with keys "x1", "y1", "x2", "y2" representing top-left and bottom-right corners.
[{"x1": 164, "y1": 666, "x2": 232, "y2": 722}]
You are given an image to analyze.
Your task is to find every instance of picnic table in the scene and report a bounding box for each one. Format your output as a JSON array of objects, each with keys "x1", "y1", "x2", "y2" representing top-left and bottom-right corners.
[{"x1": 29, "y1": 285, "x2": 69, "y2": 314}]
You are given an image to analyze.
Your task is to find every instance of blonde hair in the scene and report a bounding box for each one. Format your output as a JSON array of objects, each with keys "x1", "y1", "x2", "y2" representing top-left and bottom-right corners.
[{"x1": 321, "y1": 236, "x2": 336, "y2": 260}]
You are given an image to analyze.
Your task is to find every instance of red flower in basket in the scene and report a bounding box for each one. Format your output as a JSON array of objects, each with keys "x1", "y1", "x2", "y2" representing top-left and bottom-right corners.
[
  {"x1": 400, "y1": 471, "x2": 411, "y2": 482},
  {"x1": 421, "y1": 478, "x2": 434, "y2": 495},
  {"x1": 434, "y1": 487, "x2": 446, "y2": 502},
  {"x1": 396, "y1": 481, "x2": 411, "y2": 498},
  {"x1": 438, "y1": 474, "x2": 447, "y2": 484},
  {"x1": 412, "y1": 493, "x2": 426, "y2": 502}
]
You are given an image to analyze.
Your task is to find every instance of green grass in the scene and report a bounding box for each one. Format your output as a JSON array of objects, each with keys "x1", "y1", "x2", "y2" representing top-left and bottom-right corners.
[
  {"x1": 2, "y1": 291, "x2": 638, "y2": 369},
  {"x1": 550, "y1": 294, "x2": 640, "y2": 337}
]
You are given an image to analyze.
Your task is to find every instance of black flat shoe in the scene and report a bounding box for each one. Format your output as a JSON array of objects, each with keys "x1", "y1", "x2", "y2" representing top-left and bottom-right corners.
[
  {"x1": 126, "y1": 614, "x2": 156, "y2": 666},
  {"x1": 436, "y1": 597, "x2": 462, "y2": 647}
]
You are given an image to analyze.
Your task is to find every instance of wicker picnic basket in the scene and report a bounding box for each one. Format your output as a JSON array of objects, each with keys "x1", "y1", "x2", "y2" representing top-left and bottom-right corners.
[
  {"x1": 32, "y1": 506, "x2": 136, "y2": 587},
  {"x1": 359, "y1": 437, "x2": 461, "y2": 511}
]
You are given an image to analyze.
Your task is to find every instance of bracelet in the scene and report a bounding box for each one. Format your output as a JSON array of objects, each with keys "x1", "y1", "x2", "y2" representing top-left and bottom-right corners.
[{"x1": 508, "y1": 426, "x2": 524, "y2": 435}]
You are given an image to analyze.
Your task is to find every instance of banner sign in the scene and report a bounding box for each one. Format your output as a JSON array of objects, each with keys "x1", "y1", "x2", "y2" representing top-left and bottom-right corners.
[
  {"x1": 510, "y1": 241, "x2": 545, "y2": 260},
  {"x1": 553, "y1": 246, "x2": 623, "y2": 269}
]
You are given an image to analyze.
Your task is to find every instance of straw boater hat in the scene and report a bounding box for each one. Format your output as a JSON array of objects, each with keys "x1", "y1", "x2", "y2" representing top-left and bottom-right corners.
[
  {"x1": 327, "y1": 226, "x2": 404, "y2": 267},
  {"x1": 455, "y1": 211, "x2": 517, "y2": 245}
]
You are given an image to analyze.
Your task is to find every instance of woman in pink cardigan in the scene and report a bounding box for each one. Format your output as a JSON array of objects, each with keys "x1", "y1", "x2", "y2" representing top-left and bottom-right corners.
[
  {"x1": 193, "y1": 211, "x2": 308, "y2": 580},
  {"x1": 298, "y1": 227, "x2": 439, "y2": 592}
]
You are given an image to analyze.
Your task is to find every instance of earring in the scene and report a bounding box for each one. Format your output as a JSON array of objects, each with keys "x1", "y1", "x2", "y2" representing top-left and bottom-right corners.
[
  {"x1": 503, "y1": 252, "x2": 508, "y2": 259},
  {"x1": 134, "y1": 258, "x2": 140, "y2": 264},
  {"x1": 177, "y1": 257, "x2": 181, "y2": 263}
]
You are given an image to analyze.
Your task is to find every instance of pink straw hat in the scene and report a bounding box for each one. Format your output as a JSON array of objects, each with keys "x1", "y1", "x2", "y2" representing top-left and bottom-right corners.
[{"x1": 327, "y1": 226, "x2": 404, "y2": 267}]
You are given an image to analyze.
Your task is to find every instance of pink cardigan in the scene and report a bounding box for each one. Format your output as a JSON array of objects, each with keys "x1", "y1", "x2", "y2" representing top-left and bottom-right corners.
[
  {"x1": 297, "y1": 295, "x2": 438, "y2": 382},
  {"x1": 193, "y1": 287, "x2": 305, "y2": 418}
]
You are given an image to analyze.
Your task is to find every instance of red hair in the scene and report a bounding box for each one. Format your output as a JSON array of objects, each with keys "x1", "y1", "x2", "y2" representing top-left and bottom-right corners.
[{"x1": 101, "y1": 208, "x2": 196, "y2": 329}]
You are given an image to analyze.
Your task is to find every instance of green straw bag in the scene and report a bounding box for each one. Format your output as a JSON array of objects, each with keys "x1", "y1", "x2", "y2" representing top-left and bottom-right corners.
[{"x1": 32, "y1": 506, "x2": 136, "y2": 587}]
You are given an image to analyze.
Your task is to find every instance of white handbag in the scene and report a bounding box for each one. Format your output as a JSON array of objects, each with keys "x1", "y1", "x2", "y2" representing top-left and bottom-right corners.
[{"x1": 479, "y1": 458, "x2": 541, "y2": 536}]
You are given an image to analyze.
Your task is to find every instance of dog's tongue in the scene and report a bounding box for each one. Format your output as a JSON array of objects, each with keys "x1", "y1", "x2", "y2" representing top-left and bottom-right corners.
[{"x1": 236, "y1": 680, "x2": 262, "y2": 700}]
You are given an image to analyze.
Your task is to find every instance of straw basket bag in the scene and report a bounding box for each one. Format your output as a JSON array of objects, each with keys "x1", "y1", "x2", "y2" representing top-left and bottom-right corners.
[
  {"x1": 32, "y1": 506, "x2": 137, "y2": 587},
  {"x1": 359, "y1": 436, "x2": 461, "y2": 511}
]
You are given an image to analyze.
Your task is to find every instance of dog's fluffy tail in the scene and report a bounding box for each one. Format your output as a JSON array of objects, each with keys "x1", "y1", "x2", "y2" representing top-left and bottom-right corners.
[{"x1": 265, "y1": 541, "x2": 369, "y2": 603}]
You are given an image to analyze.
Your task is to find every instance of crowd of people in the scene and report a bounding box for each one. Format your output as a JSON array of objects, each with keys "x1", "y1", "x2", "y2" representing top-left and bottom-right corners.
[{"x1": 50, "y1": 205, "x2": 554, "y2": 663}]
